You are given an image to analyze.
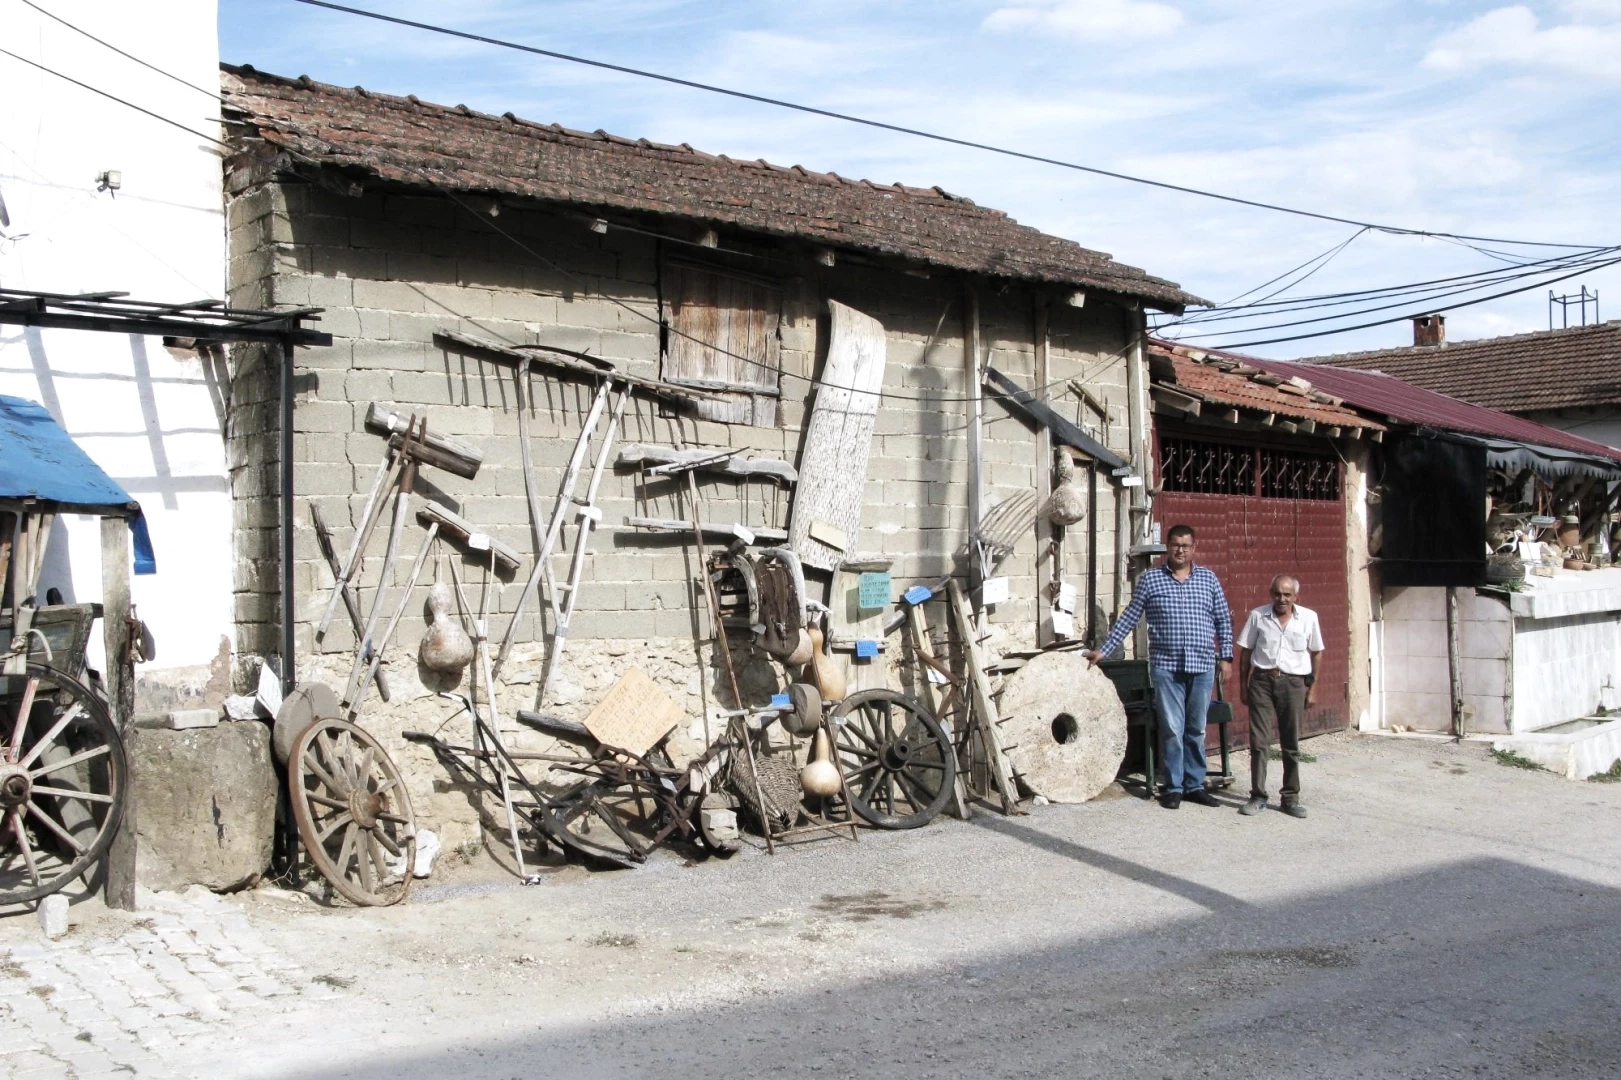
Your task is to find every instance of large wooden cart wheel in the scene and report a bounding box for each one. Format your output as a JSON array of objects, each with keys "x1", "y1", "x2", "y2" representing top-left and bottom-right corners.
[
  {"x1": 289, "y1": 717, "x2": 416, "y2": 906},
  {"x1": 831, "y1": 689, "x2": 955, "y2": 830},
  {"x1": 0, "y1": 663, "x2": 127, "y2": 905}
]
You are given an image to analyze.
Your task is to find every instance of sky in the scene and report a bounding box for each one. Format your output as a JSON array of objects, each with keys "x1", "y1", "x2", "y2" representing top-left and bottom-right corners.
[{"x1": 217, "y1": 0, "x2": 1621, "y2": 358}]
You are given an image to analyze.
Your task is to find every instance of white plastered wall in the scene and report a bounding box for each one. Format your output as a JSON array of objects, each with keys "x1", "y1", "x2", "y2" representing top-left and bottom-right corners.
[{"x1": 0, "y1": 1, "x2": 229, "y2": 688}]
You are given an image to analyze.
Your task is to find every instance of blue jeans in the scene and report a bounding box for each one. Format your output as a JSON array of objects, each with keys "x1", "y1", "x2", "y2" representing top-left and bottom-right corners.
[{"x1": 1150, "y1": 668, "x2": 1213, "y2": 795}]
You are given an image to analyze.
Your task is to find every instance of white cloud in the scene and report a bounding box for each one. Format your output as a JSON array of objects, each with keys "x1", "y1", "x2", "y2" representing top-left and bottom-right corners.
[
  {"x1": 1424, "y1": 5, "x2": 1621, "y2": 79},
  {"x1": 983, "y1": 0, "x2": 1185, "y2": 42}
]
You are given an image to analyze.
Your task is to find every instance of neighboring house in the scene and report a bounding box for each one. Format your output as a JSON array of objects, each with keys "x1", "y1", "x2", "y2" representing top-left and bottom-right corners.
[
  {"x1": 1300, "y1": 316, "x2": 1621, "y2": 448},
  {"x1": 1234, "y1": 349, "x2": 1621, "y2": 763},
  {"x1": 0, "y1": 1, "x2": 235, "y2": 709},
  {"x1": 218, "y1": 66, "x2": 1199, "y2": 843},
  {"x1": 1147, "y1": 341, "x2": 1386, "y2": 742}
]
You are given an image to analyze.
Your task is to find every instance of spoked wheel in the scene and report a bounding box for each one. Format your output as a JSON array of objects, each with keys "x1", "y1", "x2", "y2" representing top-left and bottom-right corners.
[
  {"x1": 0, "y1": 663, "x2": 127, "y2": 905},
  {"x1": 289, "y1": 717, "x2": 416, "y2": 906},
  {"x1": 831, "y1": 689, "x2": 955, "y2": 829},
  {"x1": 542, "y1": 759, "x2": 674, "y2": 869}
]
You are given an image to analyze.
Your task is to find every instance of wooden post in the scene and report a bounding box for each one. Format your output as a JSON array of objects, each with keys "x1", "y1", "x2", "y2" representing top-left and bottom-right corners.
[
  {"x1": 101, "y1": 516, "x2": 136, "y2": 910},
  {"x1": 907, "y1": 603, "x2": 970, "y2": 820},
  {"x1": 964, "y1": 287, "x2": 983, "y2": 602},
  {"x1": 946, "y1": 580, "x2": 1021, "y2": 814},
  {"x1": 1034, "y1": 301, "x2": 1055, "y2": 647}
]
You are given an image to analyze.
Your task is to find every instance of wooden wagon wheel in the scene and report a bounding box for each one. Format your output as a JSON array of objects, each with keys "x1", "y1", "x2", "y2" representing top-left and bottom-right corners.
[
  {"x1": 289, "y1": 717, "x2": 416, "y2": 906},
  {"x1": 831, "y1": 689, "x2": 955, "y2": 830},
  {"x1": 0, "y1": 663, "x2": 127, "y2": 905}
]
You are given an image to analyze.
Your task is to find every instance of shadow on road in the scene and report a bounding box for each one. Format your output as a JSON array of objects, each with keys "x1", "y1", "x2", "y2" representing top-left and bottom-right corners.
[{"x1": 271, "y1": 856, "x2": 1621, "y2": 1080}]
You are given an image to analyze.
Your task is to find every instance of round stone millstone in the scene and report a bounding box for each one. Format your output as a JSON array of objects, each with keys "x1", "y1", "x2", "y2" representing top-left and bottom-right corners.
[{"x1": 996, "y1": 650, "x2": 1128, "y2": 803}]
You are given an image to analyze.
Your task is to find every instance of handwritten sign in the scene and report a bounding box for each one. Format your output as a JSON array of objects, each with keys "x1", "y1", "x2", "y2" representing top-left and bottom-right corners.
[
  {"x1": 854, "y1": 639, "x2": 879, "y2": 659},
  {"x1": 583, "y1": 667, "x2": 683, "y2": 755},
  {"x1": 857, "y1": 571, "x2": 892, "y2": 610},
  {"x1": 981, "y1": 576, "x2": 1010, "y2": 607},
  {"x1": 903, "y1": 584, "x2": 934, "y2": 606}
]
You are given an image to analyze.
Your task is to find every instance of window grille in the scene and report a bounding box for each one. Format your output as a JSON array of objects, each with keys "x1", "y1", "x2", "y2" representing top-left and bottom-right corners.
[
  {"x1": 1159, "y1": 436, "x2": 1339, "y2": 501},
  {"x1": 1159, "y1": 437, "x2": 1254, "y2": 495},
  {"x1": 1259, "y1": 448, "x2": 1340, "y2": 500}
]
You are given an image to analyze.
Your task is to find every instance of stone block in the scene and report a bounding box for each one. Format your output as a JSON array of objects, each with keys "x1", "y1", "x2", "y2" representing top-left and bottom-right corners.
[{"x1": 132, "y1": 722, "x2": 277, "y2": 892}]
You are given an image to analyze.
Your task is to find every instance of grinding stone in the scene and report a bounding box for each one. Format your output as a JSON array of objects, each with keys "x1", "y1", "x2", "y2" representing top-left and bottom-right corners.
[
  {"x1": 996, "y1": 651, "x2": 1127, "y2": 803},
  {"x1": 273, "y1": 682, "x2": 341, "y2": 765}
]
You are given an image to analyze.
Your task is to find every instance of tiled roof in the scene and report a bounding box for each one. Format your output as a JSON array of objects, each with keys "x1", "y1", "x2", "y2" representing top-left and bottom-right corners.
[
  {"x1": 219, "y1": 65, "x2": 1202, "y2": 311},
  {"x1": 1150, "y1": 341, "x2": 1384, "y2": 430},
  {"x1": 1153, "y1": 338, "x2": 1621, "y2": 463},
  {"x1": 1296, "y1": 321, "x2": 1621, "y2": 412}
]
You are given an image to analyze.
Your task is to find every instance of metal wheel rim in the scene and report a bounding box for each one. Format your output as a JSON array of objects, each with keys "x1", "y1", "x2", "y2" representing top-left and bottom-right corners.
[
  {"x1": 289, "y1": 717, "x2": 416, "y2": 906},
  {"x1": 831, "y1": 689, "x2": 954, "y2": 830},
  {"x1": 0, "y1": 664, "x2": 127, "y2": 905},
  {"x1": 543, "y1": 769, "x2": 661, "y2": 869}
]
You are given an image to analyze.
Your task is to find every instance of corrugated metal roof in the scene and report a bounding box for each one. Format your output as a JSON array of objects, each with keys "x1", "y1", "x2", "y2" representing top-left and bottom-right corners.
[
  {"x1": 1152, "y1": 338, "x2": 1621, "y2": 463},
  {"x1": 1251, "y1": 359, "x2": 1621, "y2": 463},
  {"x1": 219, "y1": 65, "x2": 1203, "y2": 311}
]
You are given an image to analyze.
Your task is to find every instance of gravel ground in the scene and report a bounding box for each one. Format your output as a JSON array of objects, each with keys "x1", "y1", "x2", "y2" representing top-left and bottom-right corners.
[{"x1": 5, "y1": 732, "x2": 1620, "y2": 1079}]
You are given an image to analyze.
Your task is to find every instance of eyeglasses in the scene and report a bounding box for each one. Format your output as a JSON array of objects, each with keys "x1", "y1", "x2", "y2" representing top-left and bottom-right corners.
[{"x1": 1167, "y1": 542, "x2": 1195, "y2": 551}]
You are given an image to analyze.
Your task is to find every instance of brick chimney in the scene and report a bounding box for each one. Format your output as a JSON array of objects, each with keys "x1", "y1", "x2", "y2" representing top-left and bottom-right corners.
[{"x1": 1413, "y1": 314, "x2": 1446, "y2": 347}]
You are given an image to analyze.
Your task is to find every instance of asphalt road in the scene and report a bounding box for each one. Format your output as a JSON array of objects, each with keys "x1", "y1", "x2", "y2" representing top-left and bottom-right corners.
[{"x1": 9, "y1": 732, "x2": 1619, "y2": 1080}]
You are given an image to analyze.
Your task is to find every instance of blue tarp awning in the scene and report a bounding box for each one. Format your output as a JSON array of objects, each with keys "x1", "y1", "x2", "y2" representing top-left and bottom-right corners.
[{"x1": 0, "y1": 395, "x2": 156, "y2": 573}]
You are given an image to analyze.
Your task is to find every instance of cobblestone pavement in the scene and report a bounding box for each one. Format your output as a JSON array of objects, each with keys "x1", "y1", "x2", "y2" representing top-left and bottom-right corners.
[{"x1": 0, "y1": 888, "x2": 342, "y2": 1080}]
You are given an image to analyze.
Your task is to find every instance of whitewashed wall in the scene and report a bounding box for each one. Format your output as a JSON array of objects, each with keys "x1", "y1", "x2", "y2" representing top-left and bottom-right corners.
[{"x1": 0, "y1": 2, "x2": 229, "y2": 695}]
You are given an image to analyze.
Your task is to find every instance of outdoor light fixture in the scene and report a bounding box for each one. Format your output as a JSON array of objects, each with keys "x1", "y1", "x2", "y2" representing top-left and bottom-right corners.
[{"x1": 96, "y1": 170, "x2": 122, "y2": 194}]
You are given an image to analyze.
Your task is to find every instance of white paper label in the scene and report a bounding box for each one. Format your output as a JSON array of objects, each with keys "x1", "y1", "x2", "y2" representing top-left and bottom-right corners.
[
  {"x1": 981, "y1": 576, "x2": 1011, "y2": 606},
  {"x1": 1050, "y1": 610, "x2": 1076, "y2": 637},
  {"x1": 1058, "y1": 582, "x2": 1078, "y2": 614}
]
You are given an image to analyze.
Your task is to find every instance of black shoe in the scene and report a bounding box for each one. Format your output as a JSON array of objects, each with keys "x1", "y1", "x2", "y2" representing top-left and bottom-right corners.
[
  {"x1": 1239, "y1": 795, "x2": 1268, "y2": 816},
  {"x1": 1281, "y1": 801, "x2": 1307, "y2": 819},
  {"x1": 1183, "y1": 789, "x2": 1220, "y2": 808},
  {"x1": 1159, "y1": 792, "x2": 1182, "y2": 809}
]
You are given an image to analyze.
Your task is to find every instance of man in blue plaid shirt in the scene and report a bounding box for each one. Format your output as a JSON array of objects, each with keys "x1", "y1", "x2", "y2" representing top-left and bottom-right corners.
[{"x1": 1085, "y1": 524, "x2": 1233, "y2": 809}]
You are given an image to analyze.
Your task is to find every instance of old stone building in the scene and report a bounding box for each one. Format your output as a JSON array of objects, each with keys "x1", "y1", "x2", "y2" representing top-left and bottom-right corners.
[{"x1": 219, "y1": 65, "x2": 1199, "y2": 841}]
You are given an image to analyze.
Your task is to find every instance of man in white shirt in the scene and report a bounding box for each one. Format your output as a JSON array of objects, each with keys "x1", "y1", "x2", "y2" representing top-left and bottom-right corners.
[{"x1": 1234, "y1": 574, "x2": 1323, "y2": 819}]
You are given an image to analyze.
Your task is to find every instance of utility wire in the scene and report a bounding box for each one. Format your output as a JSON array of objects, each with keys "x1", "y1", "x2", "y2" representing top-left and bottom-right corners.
[
  {"x1": 1166, "y1": 253, "x2": 1621, "y2": 341},
  {"x1": 1196, "y1": 254, "x2": 1621, "y2": 350},
  {"x1": 15, "y1": 0, "x2": 222, "y2": 101},
  {"x1": 1160, "y1": 245, "x2": 1620, "y2": 326},
  {"x1": 0, "y1": 48, "x2": 231, "y2": 150},
  {"x1": 289, "y1": 0, "x2": 1607, "y2": 251}
]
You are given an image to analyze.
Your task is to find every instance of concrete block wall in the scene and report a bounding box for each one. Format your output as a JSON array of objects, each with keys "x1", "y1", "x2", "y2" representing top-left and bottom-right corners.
[
  {"x1": 227, "y1": 174, "x2": 1142, "y2": 841},
  {"x1": 1378, "y1": 585, "x2": 1512, "y2": 734}
]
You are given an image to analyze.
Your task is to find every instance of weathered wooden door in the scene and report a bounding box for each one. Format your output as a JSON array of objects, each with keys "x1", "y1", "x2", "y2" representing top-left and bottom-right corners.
[
  {"x1": 1154, "y1": 431, "x2": 1349, "y2": 743},
  {"x1": 664, "y1": 263, "x2": 781, "y2": 426}
]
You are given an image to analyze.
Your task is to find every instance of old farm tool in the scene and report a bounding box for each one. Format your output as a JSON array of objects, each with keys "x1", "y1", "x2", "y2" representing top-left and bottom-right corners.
[
  {"x1": 404, "y1": 704, "x2": 738, "y2": 869},
  {"x1": 287, "y1": 715, "x2": 417, "y2": 906}
]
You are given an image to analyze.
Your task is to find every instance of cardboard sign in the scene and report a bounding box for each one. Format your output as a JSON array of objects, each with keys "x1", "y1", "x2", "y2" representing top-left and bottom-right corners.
[
  {"x1": 857, "y1": 571, "x2": 892, "y2": 610},
  {"x1": 981, "y1": 576, "x2": 1010, "y2": 607},
  {"x1": 583, "y1": 667, "x2": 683, "y2": 755}
]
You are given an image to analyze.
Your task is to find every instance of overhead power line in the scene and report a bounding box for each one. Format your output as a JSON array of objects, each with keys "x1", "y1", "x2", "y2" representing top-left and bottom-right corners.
[
  {"x1": 1181, "y1": 254, "x2": 1621, "y2": 350},
  {"x1": 289, "y1": 0, "x2": 1606, "y2": 251},
  {"x1": 0, "y1": 47, "x2": 230, "y2": 150},
  {"x1": 16, "y1": 0, "x2": 221, "y2": 101}
]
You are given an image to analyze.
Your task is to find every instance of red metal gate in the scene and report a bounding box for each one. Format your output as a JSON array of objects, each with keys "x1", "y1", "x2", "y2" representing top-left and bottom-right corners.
[{"x1": 1154, "y1": 431, "x2": 1349, "y2": 742}]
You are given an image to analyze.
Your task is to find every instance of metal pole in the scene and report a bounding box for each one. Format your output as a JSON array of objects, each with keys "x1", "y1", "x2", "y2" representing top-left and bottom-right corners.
[{"x1": 280, "y1": 338, "x2": 297, "y2": 692}]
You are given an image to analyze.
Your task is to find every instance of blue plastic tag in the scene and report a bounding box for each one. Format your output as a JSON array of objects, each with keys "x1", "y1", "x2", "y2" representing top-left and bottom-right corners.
[
  {"x1": 902, "y1": 584, "x2": 933, "y2": 606},
  {"x1": 770, "y1": 692, "x2": 791, "y2": 708},
  {"x1": 854, "y1": 639, "x2": 879, "y2": 658}
]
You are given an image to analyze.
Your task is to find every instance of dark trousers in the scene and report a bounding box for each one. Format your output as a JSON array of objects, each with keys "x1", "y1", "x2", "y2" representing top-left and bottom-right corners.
[{"x1": 1246, "y1": 667, "x2": 1304, "y2": 802}]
